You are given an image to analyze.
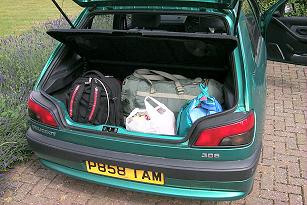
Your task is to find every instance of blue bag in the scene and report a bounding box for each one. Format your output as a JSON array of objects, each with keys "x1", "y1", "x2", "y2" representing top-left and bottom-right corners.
[{"x1": 176, "y1": 84, "x2": 223, "y2": 136}]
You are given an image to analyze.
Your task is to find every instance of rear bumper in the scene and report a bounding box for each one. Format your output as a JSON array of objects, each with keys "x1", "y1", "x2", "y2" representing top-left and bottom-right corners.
[{"x1": 26, "y1": 128, "x2": 261, "y2": 200}]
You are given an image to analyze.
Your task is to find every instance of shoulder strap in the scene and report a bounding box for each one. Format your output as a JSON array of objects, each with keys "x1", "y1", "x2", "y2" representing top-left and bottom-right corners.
[
  {"x1": 69, "y1": 83, "x2": 85, "y2": 121},
  {"x1": 93, "y1": 77, "x2": 110, "y2": 124},
  {"x1": 133, "y1": 69, "x2": 185, "y2": 94},
  {"x1": 150, "y1": 70, "x2": 185, "y2": 94},
  {"x1": 150, "y1": 70, "x2": 187, "y2": 81},
  {"x1": 87, "y1": 85, "x2": 101, "y2": 124},
  {"x1": 199, "y1": 83, "x2": 209, "y2": 97},
  {"x1": 133, "y1": 69, "x2": 164, "y2": 81}
]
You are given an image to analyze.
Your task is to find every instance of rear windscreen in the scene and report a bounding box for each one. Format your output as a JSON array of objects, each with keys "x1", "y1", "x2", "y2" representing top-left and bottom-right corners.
[{"x1": 88, "y1": 13, "x2": 228, "y2": 34}]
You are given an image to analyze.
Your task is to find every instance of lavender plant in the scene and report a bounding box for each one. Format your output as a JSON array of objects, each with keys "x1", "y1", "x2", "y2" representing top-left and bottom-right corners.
[{"x1": 0, "y1": 18, "x2": 71, "y2": 171}]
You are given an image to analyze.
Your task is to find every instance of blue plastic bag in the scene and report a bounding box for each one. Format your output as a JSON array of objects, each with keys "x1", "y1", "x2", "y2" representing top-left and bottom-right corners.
[{"x1": 176, "y1": 84, "x2": 223, "y2": 136}]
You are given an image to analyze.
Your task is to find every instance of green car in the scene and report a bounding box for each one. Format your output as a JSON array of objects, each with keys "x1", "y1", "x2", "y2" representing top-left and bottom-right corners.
[{"x1": 27, "y1": 0, "x2": 307, "y2": 201}]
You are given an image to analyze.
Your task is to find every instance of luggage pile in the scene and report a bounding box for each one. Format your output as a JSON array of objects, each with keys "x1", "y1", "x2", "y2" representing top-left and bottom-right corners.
[{"x1": 67, "y1": 69, "x2": 224, "y2": 136}]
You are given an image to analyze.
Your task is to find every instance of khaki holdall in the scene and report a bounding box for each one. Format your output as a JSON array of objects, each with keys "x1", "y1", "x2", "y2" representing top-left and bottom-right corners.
[{"x1": 121, "y1": 69, "x2": 207, "y2": 117}]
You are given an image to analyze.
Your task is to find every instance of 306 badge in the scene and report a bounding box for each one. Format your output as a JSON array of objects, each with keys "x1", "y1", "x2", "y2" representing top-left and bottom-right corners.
[{"x1": 85, "y1": 161, "x2": 165, "y2": 185}]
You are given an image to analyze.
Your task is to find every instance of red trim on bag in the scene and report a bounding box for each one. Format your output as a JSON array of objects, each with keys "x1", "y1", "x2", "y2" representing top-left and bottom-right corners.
[
  {"x1": 69, "y1": 84, "x2": 81, "y2": 118},
  {"x1": 88, "y1": 87, "x2": 98, "y2": 121}
]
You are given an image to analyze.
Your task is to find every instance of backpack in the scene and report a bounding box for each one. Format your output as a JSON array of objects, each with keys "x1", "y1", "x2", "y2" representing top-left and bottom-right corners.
[{"x1": 67, "y1": 70, "x2": 123, "y2": 125}]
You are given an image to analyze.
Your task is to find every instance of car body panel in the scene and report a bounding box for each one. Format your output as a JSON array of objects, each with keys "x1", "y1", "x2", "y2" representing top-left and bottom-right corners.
[
  {"x1": 27, "y1": 127, "x2": 258, "y2": 200},
  {"x1": 237, "y1": 6, "x2": 267, "y2": 146},
  {"x1": 29, "y1": 118, "x2": 258, "y2": 161},
  {"x1": 40, "y1": 159, "x2": 253, "y2": 200},
  {"x1": 27, "y1": 127, "x2": 260, "y2": 180}
]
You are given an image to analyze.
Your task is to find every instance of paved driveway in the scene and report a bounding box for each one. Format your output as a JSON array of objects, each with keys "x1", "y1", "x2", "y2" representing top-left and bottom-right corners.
[{"x1": 0, "y1": 61, "x2": 306, "y2": 205}]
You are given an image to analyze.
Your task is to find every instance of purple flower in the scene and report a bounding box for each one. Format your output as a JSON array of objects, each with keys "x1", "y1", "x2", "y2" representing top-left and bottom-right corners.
[{"x1": 0, "y1": 75, "x2": 4, "y2": 84}]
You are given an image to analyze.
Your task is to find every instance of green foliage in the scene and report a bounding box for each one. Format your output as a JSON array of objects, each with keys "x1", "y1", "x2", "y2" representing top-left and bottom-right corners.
[
  {"x1": 0, "y1": 19, "x2": 69, "y2": 171},
  {"x1": 288, "y1": 0, "x2": 307, "y2": 16},
  {"x1": 257, "y1": 0, "x2": 276, "y2": 12},
  {"x1": 0, "y1": 0, "x2": 81, "y2": 37},
  {"x1": 257, "y1": 0, "x2": 307, "y2": 16}
]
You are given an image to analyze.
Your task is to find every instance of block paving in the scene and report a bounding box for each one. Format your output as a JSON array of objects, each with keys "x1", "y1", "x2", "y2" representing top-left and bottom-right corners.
[{"x1": 0, "y1": 61, "x2": 306, "y2": 205}]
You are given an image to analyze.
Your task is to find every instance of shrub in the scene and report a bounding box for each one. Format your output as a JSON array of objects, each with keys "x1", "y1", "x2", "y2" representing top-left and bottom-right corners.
[
  {"x1": 257, "y1": 0, "x2": 307, "y2": 16},
  {"x1": 0, "y1": 18, "x2": 70, "y2": 171}
]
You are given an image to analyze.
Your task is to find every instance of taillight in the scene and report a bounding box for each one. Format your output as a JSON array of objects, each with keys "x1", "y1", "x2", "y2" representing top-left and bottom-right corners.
[
  {"x1": 28, "y1": 97, "x2": 58, "y2": 127},
  {"x1": 193, "y1": 112, "x2": 255, "y2": 147}
]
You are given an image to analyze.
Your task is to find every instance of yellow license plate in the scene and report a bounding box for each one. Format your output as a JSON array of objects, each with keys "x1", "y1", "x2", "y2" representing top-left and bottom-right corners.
[{"x1": 85, "y1": 161, "x2": 164, "y2": 185}]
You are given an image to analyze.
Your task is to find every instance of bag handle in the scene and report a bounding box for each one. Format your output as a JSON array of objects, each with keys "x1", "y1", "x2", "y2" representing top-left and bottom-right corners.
[
  {"x1": 144, "y1": 96, "x2": 168, "y2": 113},
  {"x1": 199, "y1": 83, "x2": 209, "y2": 96},
  {"x1": 133, "y1": 69, "x2": 160, "y2": 93},
  {"x1": 150, "y1": 70, "x2": 185, "y2": 94},
  {"x1": 195, "y1": 84, "x2": 210, "y2": 105},
  {"x1": 133, "y1": 69, "x2": 185, "y2": 94}
]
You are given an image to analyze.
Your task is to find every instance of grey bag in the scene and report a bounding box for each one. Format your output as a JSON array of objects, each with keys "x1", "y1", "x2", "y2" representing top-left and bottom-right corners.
[{"x1": 121, "y1": 69, "x2": 205, "y2": 116}]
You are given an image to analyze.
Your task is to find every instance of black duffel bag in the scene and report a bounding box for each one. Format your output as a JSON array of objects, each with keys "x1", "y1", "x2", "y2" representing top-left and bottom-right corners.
[{"x1": 67, "y1": 70, "x2": 123, "y2": 125}]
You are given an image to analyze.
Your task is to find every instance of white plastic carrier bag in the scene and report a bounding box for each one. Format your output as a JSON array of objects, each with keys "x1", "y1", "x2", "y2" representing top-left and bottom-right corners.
[{"x1": 126, "y1": 96, "x2": 176, "y2": 135}]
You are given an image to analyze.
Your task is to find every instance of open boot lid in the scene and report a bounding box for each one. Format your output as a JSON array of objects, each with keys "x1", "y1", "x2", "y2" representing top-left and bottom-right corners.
[
  {"x1": 47, "y1": 29, "x2": 237, "y2": 70},
  {"x1": 72, "y1": 0, "x2": 239, "y2": 9}
]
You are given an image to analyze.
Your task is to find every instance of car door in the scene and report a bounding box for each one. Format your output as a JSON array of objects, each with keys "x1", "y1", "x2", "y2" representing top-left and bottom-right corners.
[{"x1": 261, "y1": 0, "x2": 307, "y2": 65}]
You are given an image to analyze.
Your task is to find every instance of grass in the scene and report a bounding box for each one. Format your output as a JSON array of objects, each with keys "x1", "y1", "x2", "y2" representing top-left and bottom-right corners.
[{"x1": 0, "y1": 0, "x2": 81, "y2": 36}]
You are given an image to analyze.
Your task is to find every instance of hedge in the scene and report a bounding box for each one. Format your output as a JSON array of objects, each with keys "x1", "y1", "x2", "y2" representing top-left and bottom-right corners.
[{"x1": 257, "y1": 0, "x2": 307, "y2": 16}]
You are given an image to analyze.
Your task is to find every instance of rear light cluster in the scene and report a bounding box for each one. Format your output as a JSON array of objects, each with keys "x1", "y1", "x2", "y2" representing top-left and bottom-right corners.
[
  {"x1": 193, "y1": 112, "x2": 255, "y2": 147},
  {"x1": 28, "y1": 97, "x2": 58, "y2": 127}
]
